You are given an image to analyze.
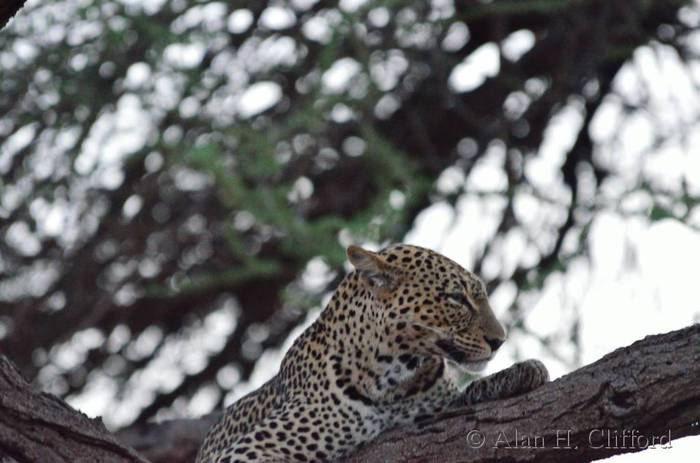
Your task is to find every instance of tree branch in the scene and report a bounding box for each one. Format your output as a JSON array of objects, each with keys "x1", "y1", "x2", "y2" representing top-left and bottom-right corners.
[
  {"x1": 118, "y1": 324, "x2": 700, "y2": 463},
  {"x1": 0, "y1": 0, "x2": 28, "y2": 30},
  {"x1": 2, "y1": 324, "x2": 699, "y2": 462},
  {"x1": 0, "y1": 356, "x2": 146, "y2": 463},
  {"x1": 342, "y1": 323, "x2": 700, "y2": 463}
]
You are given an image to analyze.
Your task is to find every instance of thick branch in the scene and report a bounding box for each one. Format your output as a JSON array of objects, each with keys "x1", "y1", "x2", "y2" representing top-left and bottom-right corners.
[
  {"x1": 118, "y1": 324, "x2": 700, "y2": 463},
  {"x1": 342, "y1": 323, "x2": 700, "y2": 462},
  {"x1": 0, "y1": 0, "x2": 28, "y2": 30},
  {"x1": 2, "y1": 324, "x2": 698, "y2": 462},
  {"x1": 0, "y1": 356, "x2": 145, "y2": 463}
]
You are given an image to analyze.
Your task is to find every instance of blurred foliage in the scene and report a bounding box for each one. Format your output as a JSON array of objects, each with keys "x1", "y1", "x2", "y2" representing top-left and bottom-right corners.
[{"x1": 1, "y1": 0, "x2": 700, "y2": 428}]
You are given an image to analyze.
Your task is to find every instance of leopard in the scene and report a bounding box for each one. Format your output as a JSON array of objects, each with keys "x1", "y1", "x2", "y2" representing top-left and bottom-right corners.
[{"x1": 195, "y1": 244, "x2": 549, "y2": 462}]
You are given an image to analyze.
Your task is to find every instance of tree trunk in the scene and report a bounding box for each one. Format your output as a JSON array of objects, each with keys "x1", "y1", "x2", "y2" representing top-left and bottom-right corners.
[{"x1": 2, "y1": 324, "x2": 699, "y2": 462}]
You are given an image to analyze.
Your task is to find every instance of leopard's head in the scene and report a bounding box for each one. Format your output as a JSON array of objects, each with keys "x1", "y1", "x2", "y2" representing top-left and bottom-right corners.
[{"x1": 347, "y1": 244, "x2": 506, "y2": 372}]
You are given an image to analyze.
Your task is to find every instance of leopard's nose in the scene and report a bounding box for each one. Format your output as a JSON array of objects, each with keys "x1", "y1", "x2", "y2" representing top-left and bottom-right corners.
[{"x1": 484, "y1": 336, "x2": 504, "y2": 352}]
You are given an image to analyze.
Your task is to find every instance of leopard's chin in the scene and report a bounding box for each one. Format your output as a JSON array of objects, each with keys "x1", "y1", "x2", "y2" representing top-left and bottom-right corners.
[
  {"x1": 444, "y1": 357, "x2": 490, "y2": 375},
  {"x1": 459, "y1": 359, "x2": 489, "y2": 373}
]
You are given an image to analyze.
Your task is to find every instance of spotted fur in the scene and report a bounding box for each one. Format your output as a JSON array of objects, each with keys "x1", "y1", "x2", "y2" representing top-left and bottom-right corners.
[{"x1": 196, "y1": 244, "x2": 548, "y2": 463}]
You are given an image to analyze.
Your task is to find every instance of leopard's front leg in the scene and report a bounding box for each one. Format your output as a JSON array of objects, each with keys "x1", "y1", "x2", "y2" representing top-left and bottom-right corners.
[{"x1": 459, "y1": 359, "x2": 549, "y2": 406}]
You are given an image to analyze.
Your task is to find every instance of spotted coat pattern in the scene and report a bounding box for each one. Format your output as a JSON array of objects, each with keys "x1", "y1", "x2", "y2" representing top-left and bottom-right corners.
[{"x1": 196, "y1": 244, "x2": 549, "y2": 462}]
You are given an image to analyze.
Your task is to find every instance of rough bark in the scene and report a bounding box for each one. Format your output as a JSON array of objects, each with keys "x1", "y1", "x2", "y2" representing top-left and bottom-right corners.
[
  {"x1": 0, "y1": 355, "x2": 146, "y2": 463},
  {"x1": 2, "y1": 324, "x2": 699, "y2": 462}
]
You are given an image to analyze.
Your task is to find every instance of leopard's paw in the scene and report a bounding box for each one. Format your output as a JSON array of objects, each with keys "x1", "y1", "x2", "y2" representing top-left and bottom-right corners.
[{"x1": 514, "y1": 359, "x2": 549, "y2": 392}]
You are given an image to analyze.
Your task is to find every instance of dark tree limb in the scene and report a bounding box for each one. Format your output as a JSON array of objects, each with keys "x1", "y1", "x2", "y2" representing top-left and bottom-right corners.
[
  {"x1": 117, "y1": 324, "x2": 700, "y2": 463},
  {"x1": 2, "y1": 324, "x2": 699, "y2": 462},
  {"x1": 342, "y1": 323, "x2": 700, "y2": 463},
  {"x1": 0, "y1": 0, "x2": 28, "y2": 30},
  {"x1": 0, "y1": 356, "x2": 146, "y2": 463}
]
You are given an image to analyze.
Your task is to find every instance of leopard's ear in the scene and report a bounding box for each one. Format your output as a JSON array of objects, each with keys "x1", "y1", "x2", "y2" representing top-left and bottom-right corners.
[{"x1": 347, "y1": 245, "x2": 401, "y2": 290}]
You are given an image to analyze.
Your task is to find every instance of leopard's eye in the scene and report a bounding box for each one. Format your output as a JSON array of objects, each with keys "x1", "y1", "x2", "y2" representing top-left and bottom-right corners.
[{"x1": 444, "y1": 292, "x2": 475, "y2": 311}]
